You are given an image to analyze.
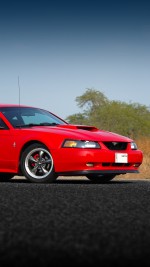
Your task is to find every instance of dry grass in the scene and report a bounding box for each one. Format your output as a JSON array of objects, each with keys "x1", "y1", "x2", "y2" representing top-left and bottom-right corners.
[{"x1": 118, "y1": 137, "x2": 150, "y2": 180}]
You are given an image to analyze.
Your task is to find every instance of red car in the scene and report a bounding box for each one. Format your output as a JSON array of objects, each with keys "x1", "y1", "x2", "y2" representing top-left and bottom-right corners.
[{"x1": 0, "y1": 104, "x2": 143, "y2": 183}]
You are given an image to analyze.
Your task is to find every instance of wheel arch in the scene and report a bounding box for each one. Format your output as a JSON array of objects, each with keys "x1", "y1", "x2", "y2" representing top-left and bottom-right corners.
[{"x1": 18, "y1": 140, "x2": 49, "y2": 174}]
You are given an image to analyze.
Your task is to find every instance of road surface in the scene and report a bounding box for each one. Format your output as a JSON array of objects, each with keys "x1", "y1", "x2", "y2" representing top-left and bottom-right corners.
[{"x1": 0, "y1": 177, "x2": 150, "y2": 266}]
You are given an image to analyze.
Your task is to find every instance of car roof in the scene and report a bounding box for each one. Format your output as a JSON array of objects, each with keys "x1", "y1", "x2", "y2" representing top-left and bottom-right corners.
[{"x1": 0, "y1": 104, "x2": 33, "y2": 108}]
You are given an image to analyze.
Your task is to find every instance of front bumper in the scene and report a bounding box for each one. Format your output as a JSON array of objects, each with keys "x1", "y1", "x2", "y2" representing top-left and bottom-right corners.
[
  {"x1": 51, "y1": 147, "x2": 143, "y2": 174},
  {"x1": 56, "y1": 169, "x2": 139, "y2": 176}
]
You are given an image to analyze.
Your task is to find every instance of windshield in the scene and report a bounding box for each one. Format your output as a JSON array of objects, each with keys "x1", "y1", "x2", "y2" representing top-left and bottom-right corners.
[{"x1": 0, "y1": 107, "x2": 67, "y2": 128}]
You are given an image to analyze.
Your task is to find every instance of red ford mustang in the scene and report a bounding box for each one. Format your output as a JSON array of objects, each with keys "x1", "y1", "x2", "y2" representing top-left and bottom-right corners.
[{"x1": 0, "y1": 104, "x2": 143, "y2": 183}]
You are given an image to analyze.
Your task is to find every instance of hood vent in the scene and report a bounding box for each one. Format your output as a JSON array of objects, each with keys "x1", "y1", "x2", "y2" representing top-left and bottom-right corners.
[
  {"x1": 57, "y1": 124, "x2": 98, "y2": 132},
  {"x1": 76, "y1": 125, "x2": 98, "y2": 131}
]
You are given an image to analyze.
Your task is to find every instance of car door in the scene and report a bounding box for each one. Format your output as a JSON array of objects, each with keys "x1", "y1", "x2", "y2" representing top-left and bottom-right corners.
[{"x1": 0, "y1": 118, "x2": 14, "y2": 171}]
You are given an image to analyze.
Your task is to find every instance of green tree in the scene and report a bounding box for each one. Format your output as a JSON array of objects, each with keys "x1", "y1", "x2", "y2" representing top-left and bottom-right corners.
[
  {"x1": 76, "y1": 88, "x2": 108, "y2": 112},
  {"x1": 66, "y1": 88, "x2": 150, "y2": 139}
]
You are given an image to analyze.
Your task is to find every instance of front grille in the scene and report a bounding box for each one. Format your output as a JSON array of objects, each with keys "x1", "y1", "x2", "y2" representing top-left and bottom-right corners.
[{"x1": 103, "y1": 142, "x2": 127, "y2": 150}]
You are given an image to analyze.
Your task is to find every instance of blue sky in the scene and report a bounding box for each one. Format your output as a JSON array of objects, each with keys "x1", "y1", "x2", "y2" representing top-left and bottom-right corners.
[{"x1": 0, "y1": 0, "x2": 150, "y2": 118}]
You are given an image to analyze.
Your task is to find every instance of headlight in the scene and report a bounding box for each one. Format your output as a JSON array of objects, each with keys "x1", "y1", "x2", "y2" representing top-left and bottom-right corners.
[
  {"x1": 130, "y1": 142, "x2": 138, "y2": 150},
  {"x1": 62, "y1": 140, "x2": 100, "y2": 148}
]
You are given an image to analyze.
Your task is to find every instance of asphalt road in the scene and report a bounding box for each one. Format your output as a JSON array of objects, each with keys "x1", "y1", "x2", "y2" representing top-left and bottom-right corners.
[{"x1": 0, "y1": 177, "x2": 150, "y2": 267}]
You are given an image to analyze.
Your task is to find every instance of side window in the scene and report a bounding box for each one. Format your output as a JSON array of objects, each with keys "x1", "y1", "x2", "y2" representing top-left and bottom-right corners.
[{"x1": 0, "y1": 118, "x2": 9, "y2": 130}]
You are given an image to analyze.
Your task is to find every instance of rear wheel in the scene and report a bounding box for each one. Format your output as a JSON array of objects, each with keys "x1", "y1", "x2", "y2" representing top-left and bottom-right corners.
[
  {"x1": 21, "y1": 143, "x2": 57, "y2": 183},
  {"x1": 86, "y1": 174, "x2": 116, "y2": 183}
]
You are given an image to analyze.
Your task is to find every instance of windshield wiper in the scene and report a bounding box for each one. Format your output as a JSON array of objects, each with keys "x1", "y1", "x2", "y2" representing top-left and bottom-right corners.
[
  {"x1": 39, "y1": 122, "x2": 59, "y2": 126},
  {"x1": 15, "y1": 122, "x2": 59, "y2": 128},
  {"x1": 15, "y1": 123, "x2": 40, "y2": 128}
]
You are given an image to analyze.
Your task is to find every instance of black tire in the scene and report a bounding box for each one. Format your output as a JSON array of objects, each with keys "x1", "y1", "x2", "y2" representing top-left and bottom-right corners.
[
  {"x1": 0, "y1": 174, "x2": 14, "y2": 182},
  {"x1": 86, "y1": 174, "x2": 116, "y2": 183},
  {"x1": 20, "y1": 143, "x2": 57, "y2": 183}
]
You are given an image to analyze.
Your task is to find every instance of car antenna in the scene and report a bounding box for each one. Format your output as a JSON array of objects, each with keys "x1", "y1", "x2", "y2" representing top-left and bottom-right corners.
[
  {"x1": 18, "y1": 75, "x2": 21, "y2": 105},
  {"x1": 17, "y1": 76, "x2": 22, "y2": 127}
]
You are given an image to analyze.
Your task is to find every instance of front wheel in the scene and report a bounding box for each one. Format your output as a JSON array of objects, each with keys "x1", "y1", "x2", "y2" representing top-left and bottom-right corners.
[
  {"x1": 86, "y1": 174, "x2": 116, "y2": 183},
  {"x1": 21, "y1": 143, "x2": 57, "y2": 183}
]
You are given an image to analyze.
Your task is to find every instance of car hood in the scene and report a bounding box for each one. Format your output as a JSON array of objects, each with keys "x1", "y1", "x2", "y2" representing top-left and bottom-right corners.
[
  {"x1": 22, "y1": 124, "x2": 132, "y2": 142},
  {"x1": 56, "y1": 124, "x2": 132, "y2": 142}
]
